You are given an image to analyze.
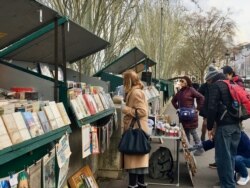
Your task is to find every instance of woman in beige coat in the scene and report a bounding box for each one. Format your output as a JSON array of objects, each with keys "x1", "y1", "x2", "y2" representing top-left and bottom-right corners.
[{"x1": 122, "y1": 70, "x2": 149, "y2": 188}]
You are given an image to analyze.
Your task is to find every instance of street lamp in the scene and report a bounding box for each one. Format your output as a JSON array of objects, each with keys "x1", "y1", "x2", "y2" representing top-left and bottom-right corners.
[{"x1": 225, "y1": 50, "x2": 230, "y2": 65}]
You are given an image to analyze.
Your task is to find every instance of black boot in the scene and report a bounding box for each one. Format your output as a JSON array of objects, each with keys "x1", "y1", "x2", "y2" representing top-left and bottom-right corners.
[
  {"x1": 128, "y1": 185, "x2": 138, "y2": 188},
  {"x1": 138, "y1": 182, "x2": 147, "y2": 188}
]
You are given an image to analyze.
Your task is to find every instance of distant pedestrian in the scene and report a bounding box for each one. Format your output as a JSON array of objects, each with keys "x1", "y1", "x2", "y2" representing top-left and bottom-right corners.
[
  {"x1": 171, "y1": 76, "x2": 205, "y2": 156},
  {"x1": 122, "y1": 70, "x2": 149, "y2": 188}
]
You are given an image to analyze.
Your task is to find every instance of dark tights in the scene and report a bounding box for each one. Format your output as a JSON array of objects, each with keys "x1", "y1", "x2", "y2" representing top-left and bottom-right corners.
[{"x1": 129, "y1": 173, "x2": 144, "y2": 186}]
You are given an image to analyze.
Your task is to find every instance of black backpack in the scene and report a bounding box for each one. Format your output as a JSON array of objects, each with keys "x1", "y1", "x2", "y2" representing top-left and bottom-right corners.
[{"x1": 149, "y1": 147, "x2": 174, "y2": 182}]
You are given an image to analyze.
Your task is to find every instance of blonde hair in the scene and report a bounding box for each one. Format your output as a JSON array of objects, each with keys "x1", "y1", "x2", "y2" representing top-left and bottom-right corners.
[{"x1": 123, "y1": 70, "x2": 143, "y2": 93}]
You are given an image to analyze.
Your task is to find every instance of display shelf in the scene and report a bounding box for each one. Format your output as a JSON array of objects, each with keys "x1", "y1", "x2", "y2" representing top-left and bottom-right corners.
[
  {"x1": 147, "y1": 96, "x2": 160, "y2": 103},
  {"x1": 75, "y1": 108, "x2": 115, "y2": 127},
  {"x1": 0, "y1": 125, "x2": 71, "y2": 165}
]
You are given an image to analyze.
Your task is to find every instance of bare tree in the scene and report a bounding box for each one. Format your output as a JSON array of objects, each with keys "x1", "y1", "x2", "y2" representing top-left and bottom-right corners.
[
  {"x1": 132, "y1": 0, "x2": 187, "y2": 79},
  {"x1": 39, "y1": 0, "x2": 140, "y2": 75},
  {"x1": 178, "y1": 8, "x2": 236, "y2": 83}
]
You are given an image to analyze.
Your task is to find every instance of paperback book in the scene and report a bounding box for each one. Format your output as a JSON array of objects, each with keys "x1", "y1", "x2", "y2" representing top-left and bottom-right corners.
[
  {"x1": 81, "y1": 125, "x2": 91, "y2": 159},
  {"x1": 12, "y1": 112, "x2": 32, "y2": 140},
  {"x1": 2, "y1": 114, "x2": 23, "y2": 144},
  {"x1": 22, "y1": 112, "x2": 40, "y2": 137},
  {"x1": 44, "y1": 106, "x2": 58, "y2": 130},
  {"x1": 32, "y1": 112, "x2": 45, "y2": 136},
  {"x1": 49, "y1": 101, "x2": 65, "y2": 128},
  {"x1": 38, "y1": 111, "x2": 51, "y2": 133},
  {"x1": 0, "y1": 116, "x2": 12, "y2": 150},
  {"x1": 56, "y1": 102, "x2": 71, "y2": 125}
]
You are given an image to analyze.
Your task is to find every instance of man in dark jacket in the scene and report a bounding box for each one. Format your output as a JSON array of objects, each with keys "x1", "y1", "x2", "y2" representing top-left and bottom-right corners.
[
  {"x1": 207, "y1": 71, "x2": 241, "y2": 187},
  {"x1": 222, "y1": 65, "x2": 244, "y2": 87}
]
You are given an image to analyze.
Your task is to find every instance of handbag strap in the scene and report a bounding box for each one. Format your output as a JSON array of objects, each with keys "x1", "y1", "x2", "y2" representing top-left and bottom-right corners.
[{"x1": 129, "y1": 109, "x2": 142, "y2": 129}]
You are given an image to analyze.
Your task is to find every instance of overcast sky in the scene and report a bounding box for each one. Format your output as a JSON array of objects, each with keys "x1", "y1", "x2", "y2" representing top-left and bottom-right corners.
[{"x1": 182, "y1": 0, "x2": 250, "y2": 44}]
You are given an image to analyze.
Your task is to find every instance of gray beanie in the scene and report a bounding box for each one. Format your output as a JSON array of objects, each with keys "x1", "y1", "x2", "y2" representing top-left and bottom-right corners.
[{"x1": 204, "y1": 66, "x2": 219, "y2": 81}]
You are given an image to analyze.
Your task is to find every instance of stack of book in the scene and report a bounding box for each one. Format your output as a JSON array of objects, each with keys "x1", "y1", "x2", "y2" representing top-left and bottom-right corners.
[
  {"x1": 0, "y1": 100, "x2": 71, "y2": 150},
  {"x1": 69, "y1": 86, "x2": 115, "y2": 120}
]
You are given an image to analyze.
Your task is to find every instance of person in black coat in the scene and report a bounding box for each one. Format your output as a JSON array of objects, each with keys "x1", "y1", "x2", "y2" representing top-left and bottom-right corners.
[{"x1": 207, "y1": 72, "x2": 241, "y2": 187}]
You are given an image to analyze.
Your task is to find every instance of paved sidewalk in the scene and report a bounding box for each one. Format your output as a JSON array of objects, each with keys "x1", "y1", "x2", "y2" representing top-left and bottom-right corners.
[{"x1": 99, "y1": 104, "x2": 250, "y2": 188}]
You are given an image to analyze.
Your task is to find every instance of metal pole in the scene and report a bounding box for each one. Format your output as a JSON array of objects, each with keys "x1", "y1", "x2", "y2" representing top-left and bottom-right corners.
[
  {"x1": 54, "y1": 17, "x2": 59, "y2": 102},
  {"x1": 159, "y1": 0, "x2": 163, "y2": 80},
  {"x1": 62, "y1": 23, "x2": 67, "y2": 83}
]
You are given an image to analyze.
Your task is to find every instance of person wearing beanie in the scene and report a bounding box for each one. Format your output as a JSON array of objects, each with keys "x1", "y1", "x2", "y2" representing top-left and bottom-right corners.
[
  {"x1": 222, "y1": 65, "x2": 244, "y2": 87},
  {"x1": 207, "y1": 67, "x2": 241, "y2": 187},
  {"x1": 171, "y1": 76, "x2": 205, "y2": 156},
  {"x1": 204, "y1": 65, "x2": 220, "y2": 82}
]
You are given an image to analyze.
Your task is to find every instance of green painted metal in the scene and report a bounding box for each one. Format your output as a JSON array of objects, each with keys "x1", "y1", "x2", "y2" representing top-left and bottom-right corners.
[
  {"x1": 0, "y1": 126, "x2": 71, "y2": 178},
  {"x1": 0, "y1": 60, "x2": 64, "y2": 83},
  {"x1": 99, "y1": 72, "x2": 123, "y2": 92},
  {"x1": 0, "y1": 17, "x2": 68, "y2": 58},
  {"x1": 74, "y1": 108, "x2": 115, "y2": 127}
]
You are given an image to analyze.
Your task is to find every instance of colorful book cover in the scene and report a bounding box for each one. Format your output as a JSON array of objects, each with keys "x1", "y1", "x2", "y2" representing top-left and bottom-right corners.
[
  {"x1": 0, "y1": 180, "x2": 11, "y2": 188},
  {"x1": 43, "y1": 149, "x2": 56, "y2": 188},
  {"x1": 49, "y1": 102, "x2": 65, "y2": 128},
  {"x1": 32, "y1": 112, "x2": 45, "y2": 135},
  {"x1": 2, "y1": 114, "x2": 23, "y2": 144},
  {"x1": 12, "y1": 112, "x2": 32, "y2": 140},
  {"x1": 56, "y1": 103, "x2": 71, "y2": 125},
  {"x1": 44, "y1": 106, "x2": 58, "y2": 130},
  {"x1": 91, "y1": 127, "x2": 99, "y2": 154},
  {"x1": 17, "y1": 171, "x2": 29, "y2": 188},
  {"x1": 80, "y1": 96, "x2": 91, "y2": 116},
  {"x1": 0, "y1": 116, "x2": 12, "y2": 150},
  {"x1": 83, "y1": 94, "x2": 96, "y2": 115},
  {"x1": 57, "y1": 158, "x2": 69, "y2": 188},
  {"x1": 22, "y1": 112, "x2": 40, "y2": 137},
  {"x1": 38, "y1": 111, "x2": 52, "y2": 133},
  {"x1": 82, "y1": 125, "x2": 91, "y2": 159},
  {"x1": 89, "y1": 95, "x2": 99, "y2": 113}
]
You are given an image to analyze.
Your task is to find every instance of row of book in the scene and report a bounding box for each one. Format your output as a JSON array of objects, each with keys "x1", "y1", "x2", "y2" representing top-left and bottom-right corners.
[
  {"x1": 70, "y1": 92, "x2": 114, "y2": 120},
  {"x1": 144, "y1": 86, "x2": 160, "y2": 101},
  {"x1": 0, "y1": 147, "x2": 69, "y2": 188},
  {"x1": 0, "y1": 101, "x2": 71, "y2": 150},
  {"x1": 82, "y1": 117, "x2": 115, "y2": 159}
]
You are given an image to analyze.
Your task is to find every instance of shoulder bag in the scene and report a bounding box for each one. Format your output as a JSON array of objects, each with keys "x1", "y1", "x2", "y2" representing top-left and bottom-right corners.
[{"x1": 118, "y1": 109, "x2": 151, "y2": 155}]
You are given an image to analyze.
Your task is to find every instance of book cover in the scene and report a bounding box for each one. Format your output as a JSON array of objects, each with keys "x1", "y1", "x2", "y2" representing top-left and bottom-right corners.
[
  {"x1": 43, "y1": 149, "x2": 56, "y2": 188},
  {"x1": 91, "y1": 127, "x2": 99, "y2": 154},
  {"x1": 70, "y1": 99, "x2": 84, "y2": 120},
  {"x1": 38, "y1": 111, "x2": 51, "y2": 133},
  {"x1": 81, "y1": 125, "x2": 91, "y2": 159},
  {"x1": 93, "y1": 94, "x2": 104, "y2": 112},
  {"x1": 98, "y1": 93, "x2": 109, "y2": 110},
  {"x1": 80, "y1": 96, "x2": 91, "y2": 116},
  {"x1": 29, "y1": 160, "x2": 42, "y2": 188},
  {"x1": 68, "y1": 165, "x2": 99, "y2": 188},
  {"x1": 83, "y1": 94, "x2": 96, "y2": 115},
  {"x1": 49, "y1": 101, "x2": 65, "y2": 128},
  {"x1": 39, "y1": 63, "x2": 53, "y2": 78},
  {"x1": 12, "y1": 112, "x2": 31, "y2": 141},
  {"x1": 89, "y1": 95, "x2": 99, "y2": 113},
  {"x1": 17, "y1": 171, "x2": 29, "y2": 188},
  {"x1": 32, "y1": 101, "x2": 41, "y2": 112},
  {"x1": 56, "y1": 102, "x2": 71, "y2": 125},
  {"x1": 0, "y1": 116, "x2": 12, "y2": 150},
  {"x1": 58, "y1": 158, "x2": 69, "y2": 188},
  {"x1": 22, "y1": 112, "x2": 40, "y2": 137},
  {"x1": 105, "y1": 93, "x2": 115, "y2": 108},
  {"x1": 44, "y1": 106, "x2": 58, "y2": 130},
  {"x1": 75, "y1": 96, "x2": 87, "y2": 118},
  {"x1": 2, "y1": 114, "x2": 23, "y2": 144},
  {"x1": 32, "y1": 112, "x2": 45, "y2": 136}
]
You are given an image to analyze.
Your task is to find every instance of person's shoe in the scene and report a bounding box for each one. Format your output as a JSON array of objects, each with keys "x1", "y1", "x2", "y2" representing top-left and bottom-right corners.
[
  {"x1": 209, "y1": 162, "x2": 217, "y2": 169},
  {"x1": 189, "y1": 143, "x2": 203, "y2": 151},
  {"x1": 237, "y1": 176, "x2": 250, "y2": 185},
  {"x1": 193, "y1": 148, "x2": 204, "y2": 156},
  {"x1": 128, "y1": 185, "x2": 138, "y2": 188},
  {"x1": 138, "y1": 182, "x2": 147, "y2": 188}
]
